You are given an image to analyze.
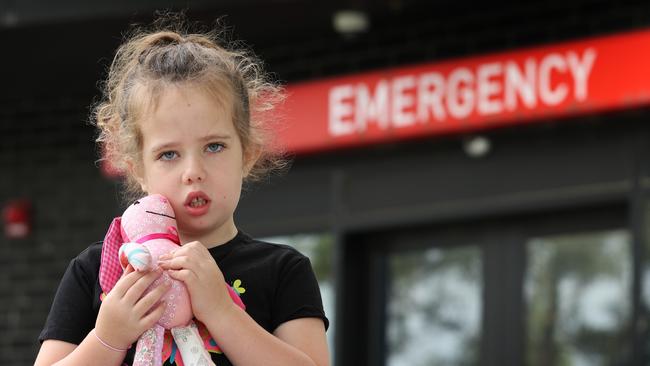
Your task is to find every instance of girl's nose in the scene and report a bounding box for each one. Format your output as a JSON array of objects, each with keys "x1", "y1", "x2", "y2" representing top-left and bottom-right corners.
[{"x1": 182, "y1": 156, "x2": 206, "y2": 184}]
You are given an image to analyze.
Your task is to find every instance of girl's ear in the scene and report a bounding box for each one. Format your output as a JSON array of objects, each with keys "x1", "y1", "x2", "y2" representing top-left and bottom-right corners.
[
  {"x1": 243, "y1": 145, "x2": 262, "y2": 177},
  {"x1": 127, "y1": 159, "x2": 148, "y2": 192}
]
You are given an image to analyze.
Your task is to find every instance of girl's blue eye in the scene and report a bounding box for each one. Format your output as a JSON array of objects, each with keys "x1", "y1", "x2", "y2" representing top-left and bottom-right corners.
[
  {"x1": 159, "y1": 151, "x2": 178, "y2": 161},
  {"x1": 207, "y1": 143, "x2": 224, "y2": 153}
]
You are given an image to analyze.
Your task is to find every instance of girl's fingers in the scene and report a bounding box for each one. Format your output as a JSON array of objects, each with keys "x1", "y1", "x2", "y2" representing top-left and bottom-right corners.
[
  {"x1": 133, "y1": 280, "x2": 171, "y2": 316},
  {"x1": 110, "y1": 268, "x2": 147, "y2": 297},
  {"x1": 140, "y1": 300, "x2": 167, "y2": 329},
  {"x1": 167, "y1": 269, "x2": 198, "y2": 285},
  {"x1": 123, "y1": 269, "x2": 163, "y2": 304},
  {"x1": 160, "y1": 241, "x2": 203, "y2": 260},
  {"x1": 158, "y1": 255, "x2": 192, "y2": 270}
]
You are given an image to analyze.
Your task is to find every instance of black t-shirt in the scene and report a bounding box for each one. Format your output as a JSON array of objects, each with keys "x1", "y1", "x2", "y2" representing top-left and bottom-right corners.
[{"x1": 39, "y1": 230, "x2": 329, "y2": 365}]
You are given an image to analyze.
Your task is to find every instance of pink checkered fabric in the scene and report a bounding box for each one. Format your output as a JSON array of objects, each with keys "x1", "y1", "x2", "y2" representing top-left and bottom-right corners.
[{"x1": 99, "y1": 217, "x2": 123, "y2": 294}]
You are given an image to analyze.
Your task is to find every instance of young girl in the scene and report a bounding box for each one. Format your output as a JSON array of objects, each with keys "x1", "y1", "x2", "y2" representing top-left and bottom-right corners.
[{"x1": 34, "y1": 18, "x2": 329, "y2": 366}]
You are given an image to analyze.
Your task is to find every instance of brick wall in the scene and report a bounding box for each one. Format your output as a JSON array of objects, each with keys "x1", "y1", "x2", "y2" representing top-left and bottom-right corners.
[
  {"x1": 3, "y1": 0, "x2": 650, "y2": 365},
  {"x1": 0, "y1": 100, "x2": 120, "y2": 365}
]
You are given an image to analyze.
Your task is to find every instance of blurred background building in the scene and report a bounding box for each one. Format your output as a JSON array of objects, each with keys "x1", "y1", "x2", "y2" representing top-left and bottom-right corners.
[{"x1": 2, "y1": 0, "x2": 650, "y2": 365}]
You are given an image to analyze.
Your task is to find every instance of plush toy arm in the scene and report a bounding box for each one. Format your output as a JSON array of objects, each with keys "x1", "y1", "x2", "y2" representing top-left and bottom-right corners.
[
  {"x1": 119, "y1": 242, "x2": 153, "y2": 272},
  {"x1": 172, "y1": 322, "x2": 216, "y2": 366},
  {"x1": 133, "y1": 325, "x2": 165, "y2": 366}
]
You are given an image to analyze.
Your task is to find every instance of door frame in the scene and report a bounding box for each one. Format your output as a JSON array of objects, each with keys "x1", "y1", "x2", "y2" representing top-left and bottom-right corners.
[{"x1": 336, "y1": 203, "x2": 629, "y2": 365}]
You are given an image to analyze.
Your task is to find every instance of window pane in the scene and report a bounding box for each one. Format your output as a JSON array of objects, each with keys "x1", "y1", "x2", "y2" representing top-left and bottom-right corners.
[
  {"x1": 263, "y1": 233, "x2": 336, "y2": 361},
  {"x1": 525, "y1": 230, "x2": 631, "y2": 366},
  {"x1": 387, "y1": 245, "x2": 482, "y2": 366}
]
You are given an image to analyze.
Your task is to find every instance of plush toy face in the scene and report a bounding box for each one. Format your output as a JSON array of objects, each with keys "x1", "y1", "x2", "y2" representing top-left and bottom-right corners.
[
  {"x1": 119, "y1": 194, "x2": 193, "y2": 329},
  {"x1": 121, "y1": 194, "x2": 177, "y2": 243},
  {"x1": 101, "y1": 194, "x2": 245, "y2": 341},
  {"x1": 100, "y1": 194, "x2": 193, "y2": 329}
]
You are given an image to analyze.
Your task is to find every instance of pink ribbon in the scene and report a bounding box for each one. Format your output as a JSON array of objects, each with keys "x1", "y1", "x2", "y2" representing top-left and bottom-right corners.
[{"x1": 136, "y1": 227, "x2": 180, "y2": 245}]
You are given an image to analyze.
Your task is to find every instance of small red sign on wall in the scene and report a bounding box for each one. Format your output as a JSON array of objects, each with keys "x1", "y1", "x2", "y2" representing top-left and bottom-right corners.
[{"x1": 3, "y1": 200, "x2": 32, "y2": 239}]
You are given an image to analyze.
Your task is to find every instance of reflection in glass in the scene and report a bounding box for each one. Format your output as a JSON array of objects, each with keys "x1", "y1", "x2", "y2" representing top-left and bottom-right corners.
[
  {"x1": 387, "y1": 245, "x2": 482, "y2": 366},
  {"x1": 263, "y1": 233, "x2": 336, "y2": 361},
  {"x1": 525, "y1": 230, "x2": 631, "y2": 366},
  {"x1": 644, "y1": 203, "x2": 650, "y2": 354}
]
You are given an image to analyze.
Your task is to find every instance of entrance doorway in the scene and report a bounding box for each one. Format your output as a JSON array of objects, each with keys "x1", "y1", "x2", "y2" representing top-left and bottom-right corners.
[{"x1": 372, "y1": 205, "x2": 632, "y2": 365}]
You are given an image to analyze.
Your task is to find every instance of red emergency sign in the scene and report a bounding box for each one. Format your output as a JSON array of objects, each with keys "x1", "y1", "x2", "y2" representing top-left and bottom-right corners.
[{"x1": 279, "y1": 28, "x2": 650, "y2": 154}]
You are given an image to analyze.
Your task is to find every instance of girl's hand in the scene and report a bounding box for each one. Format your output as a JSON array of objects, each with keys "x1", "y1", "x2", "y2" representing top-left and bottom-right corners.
[
  {"x1": 157, "y1": 241, "x2": 233, "y2": 322},
  {"x1": 95, "y1": 265, "x2": 170, "y2": 349}
]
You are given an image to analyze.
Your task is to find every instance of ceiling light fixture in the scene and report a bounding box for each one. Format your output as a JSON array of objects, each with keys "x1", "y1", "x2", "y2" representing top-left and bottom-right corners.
[
  {"x1": 463, "y1": 135, "x2": 492, "y2": 158},
  {"x1": 332, "y1": 10, "x2": 369, "y2": 35}
]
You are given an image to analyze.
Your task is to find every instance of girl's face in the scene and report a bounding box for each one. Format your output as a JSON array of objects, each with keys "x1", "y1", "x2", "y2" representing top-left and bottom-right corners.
[{"x1": 134, "y1": 85, "x2": 253, "y2": 246}]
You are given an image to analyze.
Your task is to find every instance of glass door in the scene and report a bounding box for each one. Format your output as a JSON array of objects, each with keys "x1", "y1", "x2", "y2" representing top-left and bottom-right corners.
[
  {"x1": 386, "y1": 244, "x2": 483, "y2": 366},
  {"x1": 380, "y1": 225, "x2": 495, "y2": 366},
  {"x1": 379, "y1": 206, "x2": 632, "y2": 366},
  {"x1": 524, "y1": 229, "x2": 632, "y2": 366}
]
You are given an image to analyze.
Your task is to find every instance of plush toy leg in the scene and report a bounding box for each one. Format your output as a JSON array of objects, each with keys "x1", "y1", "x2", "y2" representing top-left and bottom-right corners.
[
  {"x1": 133, "y1": 325, "x2": 165, "y2": 366},
  {"x1": 171, "y1": 322, "x2": 215, "y2": 366}
]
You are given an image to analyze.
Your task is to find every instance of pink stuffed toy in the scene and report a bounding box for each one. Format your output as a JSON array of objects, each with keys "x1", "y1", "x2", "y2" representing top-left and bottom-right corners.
[{"x1": 99, "y1": 194, "x2": 244, "y2": 366}]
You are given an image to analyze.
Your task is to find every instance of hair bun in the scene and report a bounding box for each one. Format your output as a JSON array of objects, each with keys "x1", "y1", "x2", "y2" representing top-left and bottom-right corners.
[
  {"x1": 136, "y1": 31, "x2": 183, "y2": 64},
  {"x1": 149, "y1": 31, "x2": 183, "y2": 46}
]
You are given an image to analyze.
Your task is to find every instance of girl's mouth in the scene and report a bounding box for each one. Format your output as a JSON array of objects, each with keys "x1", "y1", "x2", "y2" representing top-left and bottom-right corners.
[
  {"x1": 184, "y1": 191, "x2": 211, "y2": 216},
  {"x1": 189, "y1": 197, "x2": 207, "y2": 208}
]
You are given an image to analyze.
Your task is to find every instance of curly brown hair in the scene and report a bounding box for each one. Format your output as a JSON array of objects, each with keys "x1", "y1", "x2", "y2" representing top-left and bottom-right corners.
[{"x1": 93, "y1": 15, "x2": 287, "y2": 203}]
